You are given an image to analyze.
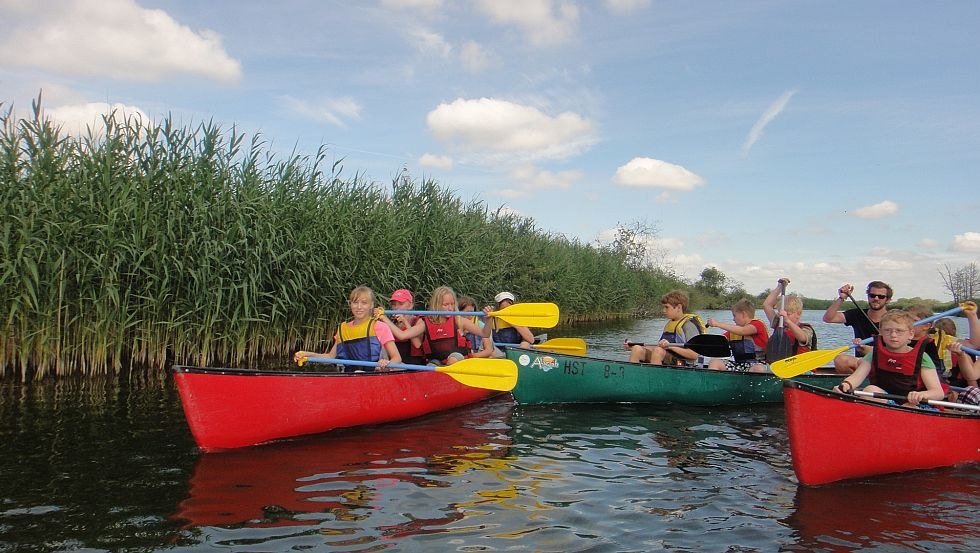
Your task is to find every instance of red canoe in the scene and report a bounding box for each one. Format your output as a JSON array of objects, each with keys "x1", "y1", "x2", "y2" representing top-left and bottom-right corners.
[
  {"x1": 172, "y1": 366, "x2": 497, "y2": 451},
  {"x1": 783, "y1": 380, "x2": 980, "y2": 486}
]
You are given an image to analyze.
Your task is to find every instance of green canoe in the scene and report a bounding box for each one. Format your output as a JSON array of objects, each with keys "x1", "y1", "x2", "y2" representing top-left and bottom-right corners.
[{"x1": 506, "y1": 347, "x2": 842, "y2": 405}]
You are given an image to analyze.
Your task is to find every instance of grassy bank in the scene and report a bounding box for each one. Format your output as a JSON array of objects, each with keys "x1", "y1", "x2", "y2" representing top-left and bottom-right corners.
[{"x1": 0, "y1": 100, "x2": 682, "y2": 380}]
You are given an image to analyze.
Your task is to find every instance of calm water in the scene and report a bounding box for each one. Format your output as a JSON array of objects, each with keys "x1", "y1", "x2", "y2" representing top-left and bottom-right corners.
[{"x1": 1, "y1": 312, "x2": 978, "y2": 552}]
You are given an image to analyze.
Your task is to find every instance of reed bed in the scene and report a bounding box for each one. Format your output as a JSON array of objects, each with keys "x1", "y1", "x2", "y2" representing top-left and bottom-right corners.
[{"x1": 0, "y1": 98, "x2": 680, "y2": 380}]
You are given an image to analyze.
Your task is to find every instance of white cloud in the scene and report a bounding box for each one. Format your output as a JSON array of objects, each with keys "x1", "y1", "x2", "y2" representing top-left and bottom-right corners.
[
  {"x1": 459, "y1": 41, "x2": 495, "y2": 73},
  {"x1": 418, "y1": 153, "x2": 454, "y2": 170},
  {"x1": 604, "y1": 0, "x2": 650, "y2": 15},
  {"x1": 492, "y1": 205, "x2": 525, "y2": 218},
  {"x1": 409, "y1": 29, "x2": 452, "y2": 58},
  {"x1": 382, "y1": 0, "x2": 444, "y2": 10},
  {"x1": 613, "y1": 157, "x2": 705, "y2": 191},
  {"x1": 691, "y1": 247, "x2": 955, "y2": 302},
  {"x1": 476, "y1": 0, "x2": 579, "y2": 46},
  {"x1": 45, "y1": 102, "x2": 150, "y2": 136},
  {"x1": 509, "y1": 164, "x2": 582, "y2": 189},
  {"x1": 497, "y1": 188, "x2": 529, "y2": 198},
  {"x1": 426, "y1": 97, "x2": 596, "y2": 163},
  {"x1": 918, "y1": 238, "x2": 939, "y2": 249},
  {"x1": 950, "y1": 231, "x2": 980, "y2": 252},
  {"x1": 0, "y1": 0, "x2": 241, "y2": 83},
  {"x1": 852, "y1": 200, "x2": 898, "y2": 219},
  {"x1": 742, "y1": 90, "x2": 796, "y2": 155},
  {"x1": 281, "y1": 96, "x2": 362, "y2": 128}
]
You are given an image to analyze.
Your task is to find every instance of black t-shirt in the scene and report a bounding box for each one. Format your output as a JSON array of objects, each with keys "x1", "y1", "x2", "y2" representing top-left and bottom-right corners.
[{"x1": 842, "y1": 308, "x2": 879, "y2": 339}]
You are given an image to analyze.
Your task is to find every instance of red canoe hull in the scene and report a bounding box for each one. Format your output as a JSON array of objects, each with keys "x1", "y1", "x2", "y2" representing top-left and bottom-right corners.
[
  {"x1": 172, "y1": 366, "x2": 497, "y2": 451},
  {"x1": 783, "y1": 381, "x2": 980, "y2": 486}
]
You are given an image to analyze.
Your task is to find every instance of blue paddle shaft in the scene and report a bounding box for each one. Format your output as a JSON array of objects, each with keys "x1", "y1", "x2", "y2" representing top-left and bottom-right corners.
[
  {"x1": 386, "y1": 309, "x2": 487, "y2": 317},
  {"x1": 849, "y1": 305, "x2": 967, "y2": 350},
  {"x1": 304, "y1": 356, "x2": 435, "y2": 372}
]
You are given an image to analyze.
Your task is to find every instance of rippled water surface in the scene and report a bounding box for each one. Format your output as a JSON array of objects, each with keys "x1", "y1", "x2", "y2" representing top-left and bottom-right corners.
[{"x1": 1, "y1": 312, "x2": 977, "y2": 552}]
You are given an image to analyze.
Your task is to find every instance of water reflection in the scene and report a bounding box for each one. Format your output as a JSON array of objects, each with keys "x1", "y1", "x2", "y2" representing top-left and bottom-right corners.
[
  {"x1": 785, "y1": 467, "x2": 980, "y2": 551},
  {"x1": 504, "y1": 404, "x2": 800, "y2": 551},
  {"x1": 171, "y1": 396, "x2": 516, "y2": 546}
]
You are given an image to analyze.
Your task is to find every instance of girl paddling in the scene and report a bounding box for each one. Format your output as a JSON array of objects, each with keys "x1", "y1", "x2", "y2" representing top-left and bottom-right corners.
[{"x1": 293, "y1": 286, "x2": 401, "y2": 371}]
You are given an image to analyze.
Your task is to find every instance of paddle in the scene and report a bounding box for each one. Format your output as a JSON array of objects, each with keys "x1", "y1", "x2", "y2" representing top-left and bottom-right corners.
[
  {"x1": 851, "y1": 390, "x2": 980, "y2": 412},
  {"x1": 384, "y1": 302, "x2": 559, "y2": 328},
  {"x1": 846, "y1": 292, "x2": 880, "y2": 333},
  {"x1": 296, "y1": 356, "x2": 518, "y2": 392},
  {"x1": 497, "y1": 337, "x2": 587, "y2": 355},
  {"x1": 771, "y1": 305, "x2": 969, "y2": 379},
  {"x1": 626, "y1": 334, "x2": 732, "y2": 358},
  {"x1": 765, "y1": 281, "x2": 794, "y2": 363}
]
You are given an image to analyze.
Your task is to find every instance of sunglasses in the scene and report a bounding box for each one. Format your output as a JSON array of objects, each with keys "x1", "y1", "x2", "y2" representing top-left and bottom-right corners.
[{"x1": 867, "y1": 293, "x2": 889, "y2": 300}]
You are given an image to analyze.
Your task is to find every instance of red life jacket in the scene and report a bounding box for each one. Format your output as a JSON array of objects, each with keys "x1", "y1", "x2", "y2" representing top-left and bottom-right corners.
[
  {"x1": 727, "y1": 319, "x2": 769, "y2": 362},
  {"x1": 786, "y1": 322, "x2": 816, "y2": 355},
  {"x1": 869, "y1": 336, "x2": 929, "y2": 396},
  {"x1": 393, "y1": 315, "x2": 425, "y2": 363},
  {"x1": 421, "y1": 316, "x2": 470, "y2": 361}
]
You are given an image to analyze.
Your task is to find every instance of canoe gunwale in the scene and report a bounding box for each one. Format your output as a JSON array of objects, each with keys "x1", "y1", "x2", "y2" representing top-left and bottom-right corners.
[
  {"x1": 783, "y1": 379, "x2": 980, "y2": 420},
  {"x1": 171, "y1": 364, "x2": 414, "y2": 378}
]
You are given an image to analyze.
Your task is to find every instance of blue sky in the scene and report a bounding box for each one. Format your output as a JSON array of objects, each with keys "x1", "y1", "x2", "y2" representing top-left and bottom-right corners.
[{"x1": 2, "y1": 0, "x2": 978, "y2": 301}]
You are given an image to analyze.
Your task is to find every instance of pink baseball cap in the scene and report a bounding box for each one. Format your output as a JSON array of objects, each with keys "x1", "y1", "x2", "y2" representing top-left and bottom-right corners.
[{"x1": 390, "y1": 289, "x2": 413, "y2": 302}]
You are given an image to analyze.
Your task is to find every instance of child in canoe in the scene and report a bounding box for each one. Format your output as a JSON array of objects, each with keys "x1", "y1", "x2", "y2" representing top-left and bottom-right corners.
[
  {"x1": 459, "y1": 295, "x2": 494, "y2": 358},
  {"x1": 947, "y1": 301, "x2": 979, "y2": 405},
  {"x1": 382, "y1": 286, "x2": 492, "y2": 366},
  {"x1": 486, "y1": 291, "x2": 537, "y2": 355},
  {"x1": 930, "y1": 317, "x2": 959, "y2": 375},
  {"x1": 293, "y1": 286, "x2": 401, "y2": 372},
  {"x1": 760, "y1": 278, "x2": 816, "y2": 357},
  {"x1": 904, "y1": 304, "x2": 945, "y2": 372},
  {"x1": 627, "y1": 289, "x2": 707, "y2": 365},
  {"x1": 833, "y1": 310, "x2": 945, "y2": 407},
  {"x1": 376, "y1": 288, "x2": 427, "y2": 365},
  {"x1": 706, "y1": 298, "x2": 769, "y2": 371}
]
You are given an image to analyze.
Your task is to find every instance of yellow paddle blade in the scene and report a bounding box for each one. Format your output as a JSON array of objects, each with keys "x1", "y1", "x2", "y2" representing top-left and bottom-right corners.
[
  {"x1": 771, "y1": 345, "x2": 850, "y2": 378},
  {"x1": 489, "y1": 302, "x2": 560, "y2": 328},
  {"x1": 533, "y1": 337, "x2": 587, "y2": 356},
  {"x1": 435, "y1": 358, "x2": 518, "y2": 391}
]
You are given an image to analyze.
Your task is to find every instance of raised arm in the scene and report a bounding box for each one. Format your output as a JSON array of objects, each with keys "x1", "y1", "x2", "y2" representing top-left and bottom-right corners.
[
  {"x1": 784, "y1": 315, "x2": 813, "y2": 344},
  {"x1": 822, "y1": 283, "x2": 852, "y2": 323},
  {"x1": 964, "y1": 301, "x2": 979, "y2": 345}
]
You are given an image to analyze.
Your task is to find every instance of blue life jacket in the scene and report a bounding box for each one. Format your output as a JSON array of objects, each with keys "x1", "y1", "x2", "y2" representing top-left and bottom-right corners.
[{"x1": 334, "y1": 318, "x2": 382, "y2": 371}]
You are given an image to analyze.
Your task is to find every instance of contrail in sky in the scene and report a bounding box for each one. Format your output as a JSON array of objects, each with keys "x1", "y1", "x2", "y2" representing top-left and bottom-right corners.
[{"x1": 742, "y1": 90, "x2": 796, "y2": 155}]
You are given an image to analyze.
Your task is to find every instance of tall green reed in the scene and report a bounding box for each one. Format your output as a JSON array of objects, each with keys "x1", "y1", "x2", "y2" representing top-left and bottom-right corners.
[{"x1": 0, "y1": 98, "x2": 679, "y2": 380}]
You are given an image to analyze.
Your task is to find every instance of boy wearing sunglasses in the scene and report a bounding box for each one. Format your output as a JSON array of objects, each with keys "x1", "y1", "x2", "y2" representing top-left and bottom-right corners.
[{"x1": 822, "y1": 280, "x2": 893, "y2": 374}]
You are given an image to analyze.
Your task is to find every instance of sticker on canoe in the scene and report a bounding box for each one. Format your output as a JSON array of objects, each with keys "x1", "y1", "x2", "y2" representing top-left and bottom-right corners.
[{"x1": 520, "y1": 355, "x2": 558, "y2": 372}]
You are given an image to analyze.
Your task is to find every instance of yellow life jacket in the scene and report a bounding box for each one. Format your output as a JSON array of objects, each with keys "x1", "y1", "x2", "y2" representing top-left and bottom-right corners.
[
  {"x1": 661, "y1": 314, "x2": 707, "y2": 344},
  {"x1": 334, "y1": 318, "x2": 381, "y2": 362}
]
